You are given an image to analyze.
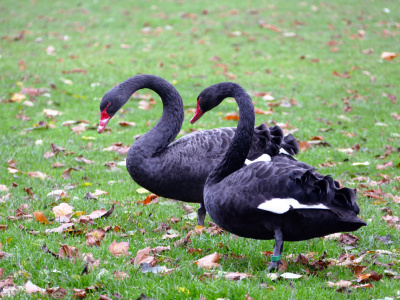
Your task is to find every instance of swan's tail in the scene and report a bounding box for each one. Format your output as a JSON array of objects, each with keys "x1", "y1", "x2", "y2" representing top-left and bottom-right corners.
[
  {"x1": 289, "y1": 170, "x2": 364, "y2": 220},
  {"x1": 281, "y1": 134, "x2": 300, "y2": 155}
]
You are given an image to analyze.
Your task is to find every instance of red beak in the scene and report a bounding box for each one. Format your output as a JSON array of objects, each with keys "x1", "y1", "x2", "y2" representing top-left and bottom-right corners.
[
  {"x1": 97, "y1": 105, "x2": 111, "y2": 133},
  {"x1": 190, "y1": 101, "x2": 203, "y2": 124}
]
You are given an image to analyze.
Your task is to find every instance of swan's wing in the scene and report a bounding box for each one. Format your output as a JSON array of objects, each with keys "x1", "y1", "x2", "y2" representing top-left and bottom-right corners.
[{"x1": 223, "y1": 162, "x2": 360, "y2": 217}]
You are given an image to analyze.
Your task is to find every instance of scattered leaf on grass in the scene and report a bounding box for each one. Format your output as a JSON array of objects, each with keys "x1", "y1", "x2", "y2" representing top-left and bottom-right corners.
[
  {"x1": 280, "y1": 272, "x2": 302, "y2": 279},
  {"x1": 34, "y1": 211, "x2": 49, "y2": 224},
  {"x1": 132, "y1": 247, "x2": 156, "y2": 266},
  {"x1": 381, "y1": 52, "x2": 398, "y2": 61},
  {"x1": 58, "y1": 244, "x2": 80, "y2": 261},
  {"x1": 75, "y1": 155, "x2": 94, "y2": 164},
  {"x1": 225, "y1": 272, "x2": 252, "y2": 281},
  {"x1": 338, "y1": 233, "x2": 360, "y2": 246},
  {"x1": 194, "y1": 252, "x2": 221, "y2": 269},
  {"x1": 114, "y1": 271, "x2": 129, "y2": 280},
  {"x1": 45, "y1": 223, "x2": 74, "y2": 234},
  {"x1": 28, "y1": 171, "x2": 48, "y2": 180},
  {"x1": 327, "y1": 280, "x2": 352, "y2": 288},
  {"x1": 109, "y1": 240, "x2": 129, "y2": 257},
  {"x1": 138, "y1": 194, "x2": 158, "y2": 205},
  {"x1": 85, "y1": 229, "x2": 106, "y2": 246},
  {"x1": 25, "y1": 280, "x2": 46, "y2": 295},
  {"x1": 53, "y1": 203, "x2": 73, "y2": 218},
  {"x1": 118, "y1": 121, "x2": 136, "y2": 127},
  {"x1": 46, "y1": 287, "x2": 67, "y2": 298}
]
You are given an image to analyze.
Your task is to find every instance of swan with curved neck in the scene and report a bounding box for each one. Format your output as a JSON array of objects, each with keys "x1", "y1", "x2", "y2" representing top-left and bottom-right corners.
[
  {"x1": 97, "y1": 75, "x2": 300, "y2": 226},
  {"x1": 192, "y1": 82, "x2": 366, "y2": 270}
]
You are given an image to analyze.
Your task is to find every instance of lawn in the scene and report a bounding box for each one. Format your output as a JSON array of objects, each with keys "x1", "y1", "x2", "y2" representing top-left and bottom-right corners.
[{"x1": 1, "y1": 0, "x2": 399, "y2": 299}]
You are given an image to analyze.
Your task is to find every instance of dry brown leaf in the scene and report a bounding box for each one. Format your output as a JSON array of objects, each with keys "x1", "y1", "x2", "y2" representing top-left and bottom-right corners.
[
  {"x1": 43, "y1": 108, "x2": 62, "y2": 117},
  {"x1": 45, "y1": 223, "x2": 74, "y2": 234},
  {"x1": 138, "y1": 193, "x2": 158, "y2": 205},
  {"x1": 87, "y1": 209, "x2": 107, "y2": 219},
  {"x1": 151, "y1": 246, "x2": 171, "y2": 253},
  {"x1": 245, "y1": 294, "x2": 255, "y2": 300},
  {"x1": 118, "y1": 121, "x2": 136, "y2": 127},
  {"x1": 92, "y1": 189, "x2": 109, "y2": 197},
  {"x1": 225, "y1": 272, "x2": 252, "y2": 281},
  {"x1": 114, "y1": 271, "x2": 129, "y2": 280},
  {"x1": 194, "y1": 252, "x2": 221, "y2": 269},
  {"x1": 109, "y1": 240, "x2": 129, "y2": 257},
  {"x1": 327, "y1": 280, "x2": 352, "y2": 288},
  {"x1": 0, "y1": 185, "x2": 9, "y2": 192},
  {"x1": 85, "y1": 229, "x2": 106, "y2": 247},
  {"x1": 356, "y1": 271, "x2": 383, "y2": 283},
  {"x1": 222, "y1": 112, "x2": 239, "y2": 121},
  {"x1": 25, "y1": 280, "x2": 46, "y2": 295},
  {"x1": 53, "y1": 203, "x2": 74, "y2": 218},
  {"x1": 0, "y1": 225, "x2": 8, "y2": 231},
  {"x1": 133, "y1": 247, "x2": 156, "y2": 266},
  {"x1": 381, "y1": 52, "x2": 398, "y2": 61},
  {"x1": 376, "y1": 161, "x2": 393, "y2": 170},
  {"x1": 51, "y1": 162, "x2": 65, "y2": 168},
  {"x1": 46, "y1": 287, "x2": 67, "y2": 298},
  {"x1": 58, "y1": 244, "x2": 80, "y2": 261},
  {"x1": 75, "y1": 155, "x2": 94, "y2": 164},
  {"x1": 338, "y1": 233, "x2": 359, "y2": 246},
  {"x1": 28, "y1": 171, "x2": 47, "y2": 180},
  {"x1": 34, "y1": 211, "x2": 49, "y2": 224},
  {"x1": 72, "y1": 288, "x2": 87, "y2": 299}
]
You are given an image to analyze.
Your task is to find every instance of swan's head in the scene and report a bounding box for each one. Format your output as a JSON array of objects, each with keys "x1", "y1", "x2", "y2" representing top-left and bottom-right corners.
[
  {"x1": 190, "y1": 84, "x2": 226, "y2": 124},
  {"x1": 97, "y1": 86, "x2": 125, "y2": 133}
]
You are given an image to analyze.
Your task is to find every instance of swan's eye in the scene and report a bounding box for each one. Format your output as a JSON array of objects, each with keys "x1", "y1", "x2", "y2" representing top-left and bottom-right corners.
[{"x1": 106, "y1": 102, "x2": 111, "y2": 108}]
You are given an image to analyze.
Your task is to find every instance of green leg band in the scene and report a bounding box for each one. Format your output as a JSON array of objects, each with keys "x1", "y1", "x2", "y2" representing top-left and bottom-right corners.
[{"x1": 270, "y1": 255, "x2": 281, "y2": 262}]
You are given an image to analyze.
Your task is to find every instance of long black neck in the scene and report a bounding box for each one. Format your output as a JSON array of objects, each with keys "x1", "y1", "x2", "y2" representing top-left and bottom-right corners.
[
  {"x1": 207, "y1": 83, "x2": 255, "y2": 183},
  {"x1": 119, "y1": 75, "x2": 184, "y2": 156}
]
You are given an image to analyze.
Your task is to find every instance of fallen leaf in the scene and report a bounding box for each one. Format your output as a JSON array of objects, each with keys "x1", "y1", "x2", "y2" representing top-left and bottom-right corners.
[
  {"x1": 381, "y1": 52, "x2": 398, "y2": 61},
  {"x1": 53, "y1": 203, "x2": 74, "y2": 218},
  {"x1": 28, "y1": 171, "x2": 48, "y2": 180},
  {"x1": 222, "y1": 112, "x2": 239, "y2": 121},
  {"x1": 109, "y1": 240, "x2": 129, "y2": 257},
  {"x1": 43, "y1": 108, "x2": 62, "y2": 117},
  {"x1": 75, "y1": 155, "x2": 94, "y2": 164},
  {"x1": 327, "y1": 280, "x2": 352, "y2": 288},
  {"x1": 85, "y1": 229, "x2": 106, "y2": 247},
  {"x1": 194, "y1": 252, "x2": 221, "y2": 269},
  {"x1": 118, "y1": 121, "x2": 136, "y2": 127},
  {"x1": 338, "y1": 233, "x2": 360, "y2": 246},
  {"x1": 45, "y1": 223, "x2": 74, "y2": 234},
  {"x1": 34, "y1": 211, "x2": 49, "y2": 224},
  {"x1": 58, "y1": 244, "x2": 79, "y2": 261},
  {"x1": 138, "y1": 194, "x2": 158, "y2": 205},
  {"x1": 25, "y1": 280, "x2": 46, "y2": 295},
  {"x1": 376, "y1": 161, "x2": 393, "y2": 170},
  {"x1": 114, "y1": 271, "x2": 129, "y2": 280},
  {"x1": 225, "y1": 272, "x2": 252, "y2": 281},
  {"x1": 133, "y1": 247, "x2": 156, "y2": 266},
  {"x1": 92, "y1": 189, "x2": 109, "y2": 197},
  {"x1": 46, "y1": 287, "x2": 67, "y2": 298}
]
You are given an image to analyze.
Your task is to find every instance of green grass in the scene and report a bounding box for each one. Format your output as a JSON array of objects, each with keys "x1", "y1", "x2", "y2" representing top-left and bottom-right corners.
[{"x1": 1, "y1": 0, "x2": 400, "y2": 299}]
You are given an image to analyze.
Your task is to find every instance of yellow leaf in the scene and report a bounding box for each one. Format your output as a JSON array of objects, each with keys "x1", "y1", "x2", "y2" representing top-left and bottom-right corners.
[
  {"x1": 81, "y1": 182, "x2": 92, "y2": 187},
  {"x1": 136, "y1": 187, "x2": 150, "y2": 194},
  {"x1": 73, "y1": 211, "x2": 86, "y2": 217},
  {"x1": 6, "y1": 237, "x2": 12, "y2": 245},
  {"x1": 11, "y1": 93, "x2": 26, "y2": 102},
  {"x1": 82, "y1": 136, "x2": 95, "y2": 140},
  {"x1": 195, "y1": 225, "x2": 205, "y2": 230}
]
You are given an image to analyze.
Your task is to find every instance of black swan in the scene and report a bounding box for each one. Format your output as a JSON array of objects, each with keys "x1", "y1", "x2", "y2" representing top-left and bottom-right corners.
[
  {"x1": 191, "y1": 82, "x2": 366, "y2": 269},
  {"x1": 97, "y1": 75, "x2": 299, "y2": 226}
]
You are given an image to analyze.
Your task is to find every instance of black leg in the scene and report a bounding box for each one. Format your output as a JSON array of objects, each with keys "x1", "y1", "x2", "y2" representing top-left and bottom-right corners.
[
  {"x1": 197, "y1": 203, "x2": 206, "y2": 226},
  {"x1": 268, "y1": 228, "x2": 284, "y2": 271}
]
